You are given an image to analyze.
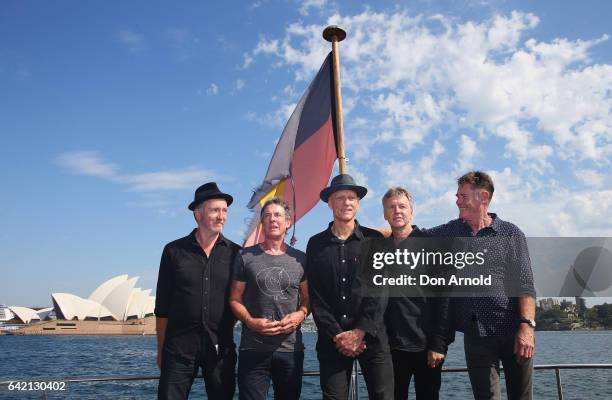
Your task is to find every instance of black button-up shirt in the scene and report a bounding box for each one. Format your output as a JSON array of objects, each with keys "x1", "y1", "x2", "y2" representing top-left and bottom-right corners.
[
  {"x1": 154, "y1": 229, "x2": 241, "y2": 359},
  {"x1": 306, "y1": 221, "x2": 387, "y2": 352},
  {"x1": 378, "y1": 226, "x2": 454, "y2": 354}
]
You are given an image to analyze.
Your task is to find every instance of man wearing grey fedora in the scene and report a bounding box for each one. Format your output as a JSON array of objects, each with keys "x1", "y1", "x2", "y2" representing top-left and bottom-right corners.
[
  {"x1": 155, "y1": 182, "x2": 241, "y2": 400},
  {"x1": 307, "y1": 174, "x2": 393, "y2": 400}
]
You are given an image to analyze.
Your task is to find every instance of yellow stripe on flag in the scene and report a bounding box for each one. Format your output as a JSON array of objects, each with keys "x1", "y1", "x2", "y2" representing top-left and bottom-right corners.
[{"x1": 258, "y1": 179, "x2": 287, "y2": 207}]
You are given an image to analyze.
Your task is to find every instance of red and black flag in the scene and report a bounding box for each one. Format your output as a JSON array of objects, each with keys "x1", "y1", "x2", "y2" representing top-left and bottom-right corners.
[{"x1": 244, "y1": 52, "x2": 338, "y2": 246}]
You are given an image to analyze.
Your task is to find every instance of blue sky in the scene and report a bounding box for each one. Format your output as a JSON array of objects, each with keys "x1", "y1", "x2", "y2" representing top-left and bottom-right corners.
[{"x1": 1, "y1": 0, "x2": 610, "y2": 307}]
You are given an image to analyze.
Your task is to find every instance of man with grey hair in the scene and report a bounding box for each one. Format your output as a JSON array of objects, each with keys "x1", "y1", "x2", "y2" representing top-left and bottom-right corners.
[
  {"x1": 230, "y1": 197, "x2": 309, "y2": 400},
  {"x1": 155, "y1": 182, "x2": 241, "y2": 400},
  {"x1": 427, "y1": 171, "x2": 536, "y2": 400},
  {"x1": 373, "y1": 187, "x2": 453, "y2": 400}
]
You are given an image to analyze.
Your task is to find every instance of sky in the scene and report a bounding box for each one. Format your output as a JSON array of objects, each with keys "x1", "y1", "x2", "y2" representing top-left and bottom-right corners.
[{"x1": 1, "y1": 0, "x2": 611, "y2": 307}]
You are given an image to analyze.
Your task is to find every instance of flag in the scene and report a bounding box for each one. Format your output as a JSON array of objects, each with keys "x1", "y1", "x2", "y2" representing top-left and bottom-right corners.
[{"x1": 244, "y1": 52, "x2": 338, "y2": 246}]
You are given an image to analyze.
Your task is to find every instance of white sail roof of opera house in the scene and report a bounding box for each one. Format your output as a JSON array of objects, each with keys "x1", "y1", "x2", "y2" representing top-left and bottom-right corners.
[
  {"x1": 51, "y1": 275, "x2": 155, "y2": 322},
  {"x1": 89, "y1": 274, "x2": 129, "y2": 304},
  {"x1": 52, "y1": 293, "x2": 114, "y2": 320},
  {"x1": 8, "y1": 306, "x2": 41, "y2": 324}
]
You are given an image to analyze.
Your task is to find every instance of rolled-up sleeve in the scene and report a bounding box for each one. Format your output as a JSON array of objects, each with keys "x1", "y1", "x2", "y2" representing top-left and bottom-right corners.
[{"x1": 513, "y1": 231, "x2": 536, "y2": 297}]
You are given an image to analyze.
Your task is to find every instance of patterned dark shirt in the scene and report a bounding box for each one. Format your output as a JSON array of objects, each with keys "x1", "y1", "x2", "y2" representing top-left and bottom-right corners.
[{"x1": 426, "y1": 213, "x2": 536, "y2": 337}]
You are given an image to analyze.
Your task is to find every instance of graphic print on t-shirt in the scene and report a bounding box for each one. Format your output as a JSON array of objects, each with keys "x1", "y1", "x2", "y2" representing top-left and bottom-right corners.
[{"x1": 256, "y1": 266, "x2": 291, "y2": 300}]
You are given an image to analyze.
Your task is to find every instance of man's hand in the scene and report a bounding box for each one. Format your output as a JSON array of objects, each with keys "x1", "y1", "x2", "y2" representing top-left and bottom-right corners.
[
  {"x1": 334, "y1": 329, "x2": 366, "y2": 357},
  {"x1": 514, "y1": 324, "x2": 535, "y2": 364},
  {"x1": 279, "y1": 311, "x2": 305, "y2": 334},
  {"x1": 247, "y1": 318, "x2": 282, "y2": 336},
  {"x1": 427, "y1": 351, "x2": 445, "y2": 368}
]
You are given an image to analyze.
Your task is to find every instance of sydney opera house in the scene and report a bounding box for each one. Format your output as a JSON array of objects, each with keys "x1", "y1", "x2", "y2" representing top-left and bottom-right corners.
[{"x1": 2, "y1": 275, "x2": 157, "y2": 335}]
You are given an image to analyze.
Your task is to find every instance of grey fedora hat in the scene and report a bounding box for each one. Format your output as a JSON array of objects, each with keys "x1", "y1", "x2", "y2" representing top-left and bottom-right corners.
[{"x1": 320, "y1": 174, "x2": 368, "y2": 202}]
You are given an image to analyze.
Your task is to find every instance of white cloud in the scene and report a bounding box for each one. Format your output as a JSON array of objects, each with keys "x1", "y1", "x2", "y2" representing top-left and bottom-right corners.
[
  {"x1": 456, "y1": 134, "x2": 480, "y2": 172},
  {"x1": 57, "y1": 151, "x2": 228, "y2": 193},
  {"x1": 236, "y1": 79, "x2": 245, "y2": 90},
  {"x1": 116, "y1": 168, "x2": 221, "y2": 192},
  {"x1": 575, "y1": 169, "x2": 606, "y2": 189},
  {"x1": 299, "y1": 0, "x2": 327, "y2": 16},
  {"x1": 117, "y1": 30, "x2": 144, "y2": 52},
  {"x1": 57, "y1": 151, "x2": 117, "y2": 178},
  {"x1": 207, "y1": 83, "x2": 219, "y2": 95},
  {"x1": 246, "y1": 102, "x2": 296, "y2": 128}
]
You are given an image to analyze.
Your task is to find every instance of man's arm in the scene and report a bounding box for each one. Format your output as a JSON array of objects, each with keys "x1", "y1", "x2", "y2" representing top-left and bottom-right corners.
[
  {"x1": 156, "y1": 317, "x2": 168, "y2": 369},
  {"x1": 280, "y1": 280, "x2": 309, "y2": 334},
  {"x1": 515, "y1": 295, "x2": 536, "y2": 363},
  {"x1": 511, "y1": 230, "x2": 536, "y2": 363},
  {"x1": 154, "y1": 246, "x2": 173, "y2": 369},
  {"x1": 229, "y1": 280, "x2": 282, "y2": 336},
  {"x1": 306, "y1": 239, "x2": 343, "y2": 341}
]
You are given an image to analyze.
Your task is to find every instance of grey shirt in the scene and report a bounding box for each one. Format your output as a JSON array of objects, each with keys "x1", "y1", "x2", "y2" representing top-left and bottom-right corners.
[{"x1": 233, "y1": 244, "x2": 306, "y2": 352}]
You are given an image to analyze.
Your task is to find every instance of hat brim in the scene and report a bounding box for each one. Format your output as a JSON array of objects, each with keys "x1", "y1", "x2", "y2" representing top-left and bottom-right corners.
[
  {"x1": 188, "y1": 194, "x2": 234, "y2": 211},
  {"x1": 320, "y1": 185, "x2": 367, "y2": 203}
]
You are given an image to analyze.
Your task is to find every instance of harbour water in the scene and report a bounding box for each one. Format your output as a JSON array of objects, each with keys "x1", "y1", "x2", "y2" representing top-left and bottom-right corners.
[{"x1": 1, "y1": 331, "x2": 611, "y2": 399}]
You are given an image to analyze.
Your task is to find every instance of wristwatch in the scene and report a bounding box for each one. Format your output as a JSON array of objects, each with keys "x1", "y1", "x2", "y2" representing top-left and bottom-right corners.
[{"x1": 519, "y1": 318, "x2": 536, "y2": 328}]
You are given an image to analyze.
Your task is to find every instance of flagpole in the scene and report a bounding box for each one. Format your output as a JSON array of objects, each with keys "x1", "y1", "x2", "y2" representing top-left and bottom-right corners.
[{"x1": 323, "y1": 25, "x2": 347, "y2": 175}]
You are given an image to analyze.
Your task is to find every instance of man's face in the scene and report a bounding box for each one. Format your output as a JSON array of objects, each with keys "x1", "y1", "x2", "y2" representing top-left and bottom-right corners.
[
  {"x1": 328, "y1": 189, "x2": 360, "y2": 222},
  {"x1": 195, "y1": 199, "x2": 228, "y2": 234},
  {"x1": 383, "y1": 195, "x2": 413, "y2": 230},
  {"x1": 261, "y1": 203, "x2": 289, "y2": 240},
  {"x1": 455, "y1": 183, "x2": 486, "y2": 220}
]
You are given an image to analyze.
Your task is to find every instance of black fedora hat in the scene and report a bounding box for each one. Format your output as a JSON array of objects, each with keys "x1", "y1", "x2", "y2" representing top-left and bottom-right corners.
[
  {"x1": 188, "y1": 182, "x2": 233, "y2": 210},
  {"x1": 320, "y1": 174, "x2": 368, "y2": 202}
]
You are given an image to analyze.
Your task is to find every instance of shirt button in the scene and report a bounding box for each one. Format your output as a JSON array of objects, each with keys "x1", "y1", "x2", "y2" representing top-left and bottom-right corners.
[
  {"x1": 342, "y1": 314, "x2": 347, "y2": 318},
  {"x1": 342, "y1": 259, "x2": 346, "y2": 263},
  {"x1": 342, "y1": 278, "x2": 346, "y2": 282},
  {"x1": 205, "y1": 277, "x2": 209, "y2": 280},
  {"x1": 342, "y1": 296, "x2": 346, "y2": 300}
]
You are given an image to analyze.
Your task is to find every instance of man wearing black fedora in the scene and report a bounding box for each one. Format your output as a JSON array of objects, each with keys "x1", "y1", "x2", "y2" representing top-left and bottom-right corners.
[
  {"x1": 306, "y1": 174, "x2": 394, "y2": 400},
  {"x1": 155, "y1": 182, "x2": 241, "y2": 400}
]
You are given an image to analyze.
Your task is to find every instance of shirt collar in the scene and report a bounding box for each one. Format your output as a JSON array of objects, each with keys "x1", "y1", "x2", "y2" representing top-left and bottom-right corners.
[
  {"x1": 326, "y1": 219, "x2": 365, "y2": 241},
  {"x1": 189, "y1": 228, "x2": 229, "y2": 248},
  {"x1": 459, "y1": 213, "x2": 500, "y2": 234},
  {"x1": 389, "y1": 225, "x2": 421, "y2": 244}
]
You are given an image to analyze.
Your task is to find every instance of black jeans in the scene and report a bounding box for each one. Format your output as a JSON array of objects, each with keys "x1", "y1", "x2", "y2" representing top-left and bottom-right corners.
[
  {"x1": 391, "y1": 350, "x2": 443, "y2": 400},
  {"x1": 237, "y1": 350, "x2": 304, "y2": 400},
  {"x1": 318, "y1": 347, "x2": 394, "y2": 400},
  {"x1": 463, "y1": 333, "x2": 533, "y2": 400},
  {"x1": 158, "y1": 336, "x2": 236, "y2": 400}
]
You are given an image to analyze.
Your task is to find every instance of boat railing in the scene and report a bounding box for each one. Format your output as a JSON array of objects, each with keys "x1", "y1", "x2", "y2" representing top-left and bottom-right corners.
[{"x1": 1, "y1": 363, "x2": 611, "y2": 400}]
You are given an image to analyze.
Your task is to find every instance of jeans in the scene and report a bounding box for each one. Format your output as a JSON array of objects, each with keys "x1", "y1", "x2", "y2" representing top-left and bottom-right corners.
[
  {"x1": 464, "y1": 333, "x2": 533, "y2": 400},
  {"x1": 237, "y1": 350, "x2": 304, "y2": 400},
  {"x1": 391, "y1": 350, "x2": 443, "y2": 400},
  {"x1": 158, "y1": 336, "x2": 236, "y2": 400},
  {"x1": 318, "y1": 347, "x2": 394, "y2": 400}
]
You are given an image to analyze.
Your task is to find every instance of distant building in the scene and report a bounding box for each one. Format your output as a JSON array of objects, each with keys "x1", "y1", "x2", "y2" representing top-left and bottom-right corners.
[
  {"x1": 575, "y1": 297, "x2": 587, "y2": 317},
  {"x1": 538, "y1": 298, "x2": 559, "y2": 311},
  {"x1": 0, "y1": 304, "x2": 15, "y2": 322}
]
